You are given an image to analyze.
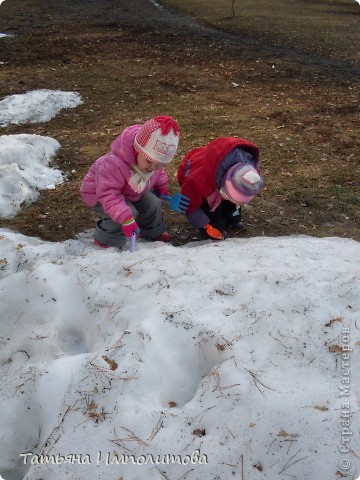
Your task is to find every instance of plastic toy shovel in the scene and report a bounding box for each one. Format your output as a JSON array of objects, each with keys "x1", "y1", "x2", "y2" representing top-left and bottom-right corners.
[
  {"x1": 205, "y1": 224, "x2": 224, "y2": 240},
  {"x1": 130, "y1": 232, "x2": 137, "y2": 252},
  {"x1": 159, "y1": 193, "x2": 190, "y2": 214}
]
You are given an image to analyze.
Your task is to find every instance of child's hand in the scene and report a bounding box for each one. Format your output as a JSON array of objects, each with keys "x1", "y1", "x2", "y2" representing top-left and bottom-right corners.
[
  {"x1": 122, "y1": 217, "x2": 140, "y2": 238},
  {"x1": 153, "y1": 187, "x2": 169, "y2": 198}
]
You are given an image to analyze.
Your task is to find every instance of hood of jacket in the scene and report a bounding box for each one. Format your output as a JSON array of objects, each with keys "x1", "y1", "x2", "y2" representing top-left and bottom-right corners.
[
  {"x1": 110, "y1": 124, "x2": 141, "y2": 165},
  {"x1": 201, "y1": 137, "x2": 260, "y2": 190}
]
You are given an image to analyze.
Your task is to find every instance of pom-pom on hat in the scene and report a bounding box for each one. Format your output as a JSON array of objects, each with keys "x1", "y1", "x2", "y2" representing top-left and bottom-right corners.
[
  {"x1": 134, "y1": 115, "x2": 179, "y2": 165},
  {"x1": 220, "y1": 163, "x2": 264, "y2": 204}
]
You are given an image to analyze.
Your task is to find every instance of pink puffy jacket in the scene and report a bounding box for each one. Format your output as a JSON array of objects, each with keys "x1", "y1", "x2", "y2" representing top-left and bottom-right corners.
[{"x1": 80, "y1": 125, "x2": 168, "y2": 224}]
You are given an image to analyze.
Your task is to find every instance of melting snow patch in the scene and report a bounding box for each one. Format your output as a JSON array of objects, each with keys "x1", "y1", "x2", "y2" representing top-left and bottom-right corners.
[
  {"x1": 0, "y1": 89, "x2": 83, "y2": 127},
  {"x1": 0, "y1": 134, "x2": 62, "y2": 217}
]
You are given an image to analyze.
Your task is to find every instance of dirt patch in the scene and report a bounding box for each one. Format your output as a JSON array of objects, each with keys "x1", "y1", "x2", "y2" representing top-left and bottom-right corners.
[{"x1": 0, "y1": 0, "x2": 359, "y2": 244}]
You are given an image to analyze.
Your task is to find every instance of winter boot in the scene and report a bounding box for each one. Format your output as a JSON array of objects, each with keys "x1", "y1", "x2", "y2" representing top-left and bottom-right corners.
[
  {"x1": 151, "y1": 232, "x2": 171, "y2": 243},
  {"x1": 94, "y1": 239, "x2": 110, "y2": 249}
]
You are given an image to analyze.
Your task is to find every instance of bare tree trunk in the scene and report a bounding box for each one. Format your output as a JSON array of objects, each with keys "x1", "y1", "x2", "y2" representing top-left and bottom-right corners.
[{"x1": 231, "y1": 0, "x2": 235, "y2": 17}]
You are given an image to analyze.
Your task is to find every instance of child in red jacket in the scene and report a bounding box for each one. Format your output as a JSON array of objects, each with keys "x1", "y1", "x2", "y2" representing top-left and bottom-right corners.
[{"x1": 178, "y1": 137, "x2": 264, "y2": 239}]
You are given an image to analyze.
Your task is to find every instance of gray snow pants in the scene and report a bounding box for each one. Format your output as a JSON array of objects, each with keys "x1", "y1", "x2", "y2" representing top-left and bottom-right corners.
[{"x1": 93, "y1": 191, "x2": 165, "y2": 248}]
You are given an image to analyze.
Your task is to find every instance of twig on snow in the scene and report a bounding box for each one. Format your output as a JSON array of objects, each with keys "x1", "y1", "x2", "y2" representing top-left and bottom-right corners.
[
  {"x1": 110, "y1": 426, "x2": 149, "y2": 451},
  {"x1": 278, "y1": 448, "x2": 309, "y2": 475},
  {"x1": 13, "y1": 366, "x2": 38, "y2": 395},
  {"x1": 220, "y1": 452, "x2": 244, "y2": 478},
  {"x1": 191, "y1": 405, "x2": 216, "y2": 423},
  {"x1": 153, "y1": 468, "x2": 194, "y2": 480},
  {"x1": 245, "y1": 369, "x2": 277, "y2": 396},
  {"x1": 177, "y1": 469, "x2": 195, "y2": 480},
  {"x1": 269, "y1": 332, "x2": 288, "y2": 349},
  {"x1": 147, "y1": 412, "x2": 165, "y2": 442}
]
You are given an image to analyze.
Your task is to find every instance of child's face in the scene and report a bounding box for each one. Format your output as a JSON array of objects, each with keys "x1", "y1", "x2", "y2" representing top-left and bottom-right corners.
[{"x1": 136, "y1": 152, "x2": 163, "y2": 173}]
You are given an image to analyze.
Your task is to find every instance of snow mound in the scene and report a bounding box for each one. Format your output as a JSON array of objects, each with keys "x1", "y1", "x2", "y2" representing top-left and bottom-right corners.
[
  {"x1": 0, "y1": 134, "x2": 62, "y2": 218},
  {"x1": 0, "y1": 231, "x2": 359, "y2": 480},
  {"x1": 0, "y1": 89, "x2": 83, "y2": 127},
  {"x1": 0, "y1": 230, "x2": 360, "y2": 480}
]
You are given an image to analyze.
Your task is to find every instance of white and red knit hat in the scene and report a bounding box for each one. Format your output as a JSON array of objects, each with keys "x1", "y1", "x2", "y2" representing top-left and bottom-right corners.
[
  {"x1": 134, "y1": 115, "x2": 179, "y2": 165},
  {"x1": 220, "y1": 163, "x2": 264, "y2": 204}
]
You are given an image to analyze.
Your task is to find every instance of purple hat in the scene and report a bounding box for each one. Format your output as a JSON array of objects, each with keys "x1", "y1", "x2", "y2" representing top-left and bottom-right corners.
[{"x1": 220, "y1": 164, "x2": 264, "y2": 204}]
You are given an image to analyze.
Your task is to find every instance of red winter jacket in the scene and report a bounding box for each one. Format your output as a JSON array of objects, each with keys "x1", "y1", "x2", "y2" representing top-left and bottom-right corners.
[{"x1": 177, "y1": 137, "x2": 260, "y2": 214}]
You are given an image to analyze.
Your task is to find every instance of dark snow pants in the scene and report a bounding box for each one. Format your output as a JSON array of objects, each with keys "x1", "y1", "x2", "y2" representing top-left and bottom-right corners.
[
  {"x1": 201, "y1": 200, "x2": 242, "y2": 231},
  {"x1": 94, "y1": 191, "x2": 165, "y2": 248}
]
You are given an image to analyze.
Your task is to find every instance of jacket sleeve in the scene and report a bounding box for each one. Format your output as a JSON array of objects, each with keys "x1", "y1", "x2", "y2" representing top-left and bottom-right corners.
[
  {"x1": 186, "y1": 209, "x2": 209, "y2": 229},
  {"x1": 153, "y1": 169, "x2": 169, "y2": 191},
  {"x1": 95, "y1": 160, "x2": 133, "y2": 224},
  {"x1": 179, "y1": 169, "x2": 205, "y2": 214}
]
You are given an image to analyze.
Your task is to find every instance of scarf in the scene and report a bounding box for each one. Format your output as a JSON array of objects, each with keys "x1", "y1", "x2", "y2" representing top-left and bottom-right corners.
[
  {"x1": 206, "y1": 189, "x2": 223, "y2": 212},
  {"x1": 207, "y1": 189, "x2": 241, "y2": 211},
  {"x1": 128, "y1": 165, "x2": 155, "y2": 194}
]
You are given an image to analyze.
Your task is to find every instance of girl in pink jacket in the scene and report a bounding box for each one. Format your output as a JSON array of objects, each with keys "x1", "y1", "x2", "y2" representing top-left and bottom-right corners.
[{"x1": 80, "y1": 115, "x2": 179, "y2": 248}]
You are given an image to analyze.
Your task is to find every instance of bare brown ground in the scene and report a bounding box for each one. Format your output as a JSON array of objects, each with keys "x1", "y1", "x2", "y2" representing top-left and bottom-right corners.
[{"x1": 0, "y1": 0, "x2": 359, "y2": 245}]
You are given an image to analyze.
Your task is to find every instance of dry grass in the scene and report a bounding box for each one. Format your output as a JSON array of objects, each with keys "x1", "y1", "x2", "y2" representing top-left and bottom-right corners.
[
  {"x1": 163, "y1": 0, "x2": 360, "y2": 64},
  {"x1": 0, "y1": 0, "x2": 359, "y2": 243}
]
